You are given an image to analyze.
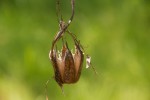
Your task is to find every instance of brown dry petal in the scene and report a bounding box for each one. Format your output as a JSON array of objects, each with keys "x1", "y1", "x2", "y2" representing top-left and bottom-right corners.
[{"x1": 73, "y1": 43, "x2": 84, "y2": 82}]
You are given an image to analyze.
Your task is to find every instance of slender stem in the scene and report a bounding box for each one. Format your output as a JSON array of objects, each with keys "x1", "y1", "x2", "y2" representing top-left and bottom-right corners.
[
  {"x1": 52, "y1": 0, "x2": 75, "y2": 51},
  {"x1": 56, "y1": 0, "x2": 75, "y2": 23},
  {"x1": 69, "y1": 0, "x2": 75, "y2": 23}
]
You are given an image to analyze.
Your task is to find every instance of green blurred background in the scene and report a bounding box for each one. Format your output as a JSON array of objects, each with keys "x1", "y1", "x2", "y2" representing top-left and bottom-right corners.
[{"x1": 0, "y1": 0, "x2": 150, "y2": 100}]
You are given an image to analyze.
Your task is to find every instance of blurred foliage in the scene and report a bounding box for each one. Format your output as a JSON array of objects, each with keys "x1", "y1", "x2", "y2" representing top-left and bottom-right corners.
[{"x1": 0, "y1": 0, "x2": 150, "y2": 100}]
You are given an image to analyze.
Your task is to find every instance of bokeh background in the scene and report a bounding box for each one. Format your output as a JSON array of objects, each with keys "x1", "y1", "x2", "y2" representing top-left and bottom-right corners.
[{"x1": 0, "y1": 0, "x2": 150, "y2": 100}]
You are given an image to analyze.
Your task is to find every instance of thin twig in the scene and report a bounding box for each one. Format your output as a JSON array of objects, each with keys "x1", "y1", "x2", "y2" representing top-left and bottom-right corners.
[
  {"x1": 68, "y1": 0, "x2": 75, "y2": 23},
  {"x1": 45, "y1": 79, "x2": 50, "y2": 100},
  {"x1": 52, "y1": 0, "x2": 75, "y2": 52}
]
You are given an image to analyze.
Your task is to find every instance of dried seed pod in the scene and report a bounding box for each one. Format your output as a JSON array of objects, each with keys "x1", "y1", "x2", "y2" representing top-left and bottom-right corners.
[{"x1": 49, "y1": 40, "x2": 84, "y2": 89}]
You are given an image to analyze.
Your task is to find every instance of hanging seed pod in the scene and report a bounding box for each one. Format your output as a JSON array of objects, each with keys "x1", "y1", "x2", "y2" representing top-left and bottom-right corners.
[{"x1": 49, "y1": 40, "x2": 84, "y2": 89}]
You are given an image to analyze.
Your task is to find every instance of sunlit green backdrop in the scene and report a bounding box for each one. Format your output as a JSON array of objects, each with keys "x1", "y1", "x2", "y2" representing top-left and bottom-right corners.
[{"x1": 0, "y1": 0, "x2": 150, "y2": 100}]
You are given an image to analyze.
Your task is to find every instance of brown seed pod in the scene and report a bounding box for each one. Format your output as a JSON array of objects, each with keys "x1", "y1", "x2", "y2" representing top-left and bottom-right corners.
[{"x1": 49, "y1": 40, "x2": 84, "y2": 89}]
